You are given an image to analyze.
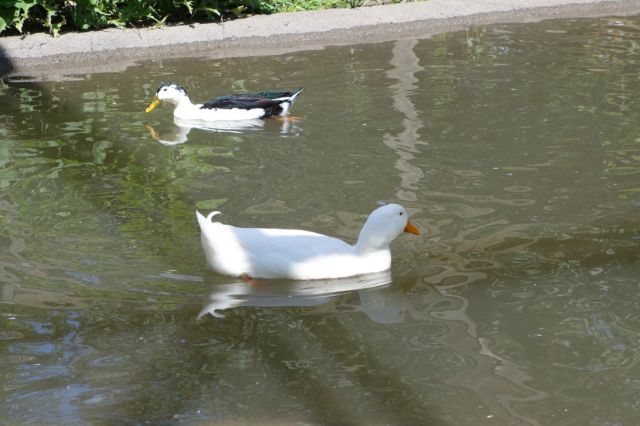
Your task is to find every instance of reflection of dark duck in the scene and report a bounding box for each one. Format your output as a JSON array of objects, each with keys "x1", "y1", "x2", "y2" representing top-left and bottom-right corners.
[
  {"x1": 145, "y1": 82, "x2": 304, "y2": 121},
  {"x1": 144, "y1": 117, "x2": 266, "y2": 145}
]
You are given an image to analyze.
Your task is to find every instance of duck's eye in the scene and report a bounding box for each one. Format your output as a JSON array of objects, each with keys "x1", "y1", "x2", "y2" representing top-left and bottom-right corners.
[{"x1": 399, "y1": 212, "x2": 404, "y2": 216}]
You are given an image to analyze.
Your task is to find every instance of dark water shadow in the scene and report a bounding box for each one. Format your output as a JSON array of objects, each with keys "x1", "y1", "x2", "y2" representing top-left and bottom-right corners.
[
  {"x1": 161, "y1": 270, "x2": 444, "y2": 424},
  {"x1": 0, "y1": 45, "x2": 14, "y2": 77}
]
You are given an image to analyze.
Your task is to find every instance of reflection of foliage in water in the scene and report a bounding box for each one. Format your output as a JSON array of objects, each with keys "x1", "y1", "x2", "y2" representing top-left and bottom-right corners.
[{"x1": 0, "y1": 82, "x2": 237, "y2": 298}]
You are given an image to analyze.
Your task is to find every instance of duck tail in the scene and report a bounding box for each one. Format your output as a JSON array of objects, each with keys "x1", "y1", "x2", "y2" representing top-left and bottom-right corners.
[
  {"x1": 274, "y1": 88, "x2": 304, "y2": 116},
  {"x1": 272, "y1": 88, "x2": 304, "y2": 102},
  {"x1": 289, "y1": 87, "x2": 304, "y2": 102},
  {"x1": 196, "y1": 210, "x2": 222, "y2": 229}
]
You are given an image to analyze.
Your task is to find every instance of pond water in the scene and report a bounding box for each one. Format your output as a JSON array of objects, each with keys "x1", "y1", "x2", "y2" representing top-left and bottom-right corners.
[{"x1": 2, "y1": 15, "x2": 640, "y2": 426}]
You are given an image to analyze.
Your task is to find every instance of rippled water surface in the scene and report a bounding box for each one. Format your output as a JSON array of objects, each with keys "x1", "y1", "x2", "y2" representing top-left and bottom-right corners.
[{"x1": 2, "y1": 15, "x2": 640, "y2": 425}]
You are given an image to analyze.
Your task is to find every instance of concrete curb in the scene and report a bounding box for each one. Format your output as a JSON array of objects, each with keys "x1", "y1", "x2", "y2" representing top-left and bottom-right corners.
[{"x1": 1, "y1": 0, "x2": 639, "y2": 76}]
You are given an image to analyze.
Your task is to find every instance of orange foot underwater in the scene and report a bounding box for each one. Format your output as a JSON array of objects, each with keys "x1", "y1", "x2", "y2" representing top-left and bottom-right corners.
[
  {"x1": 145, "y1": 124, "x2": 160, "y2": 141},
  {"x1": 273, "y1": 115, "x2": 302, "y2": 123},
  {"x1": 240, "y1": 273, "x2": 260, "y2": 288}
]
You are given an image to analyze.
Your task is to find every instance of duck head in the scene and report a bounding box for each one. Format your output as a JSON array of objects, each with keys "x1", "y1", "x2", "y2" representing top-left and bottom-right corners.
[
  {"x1": 356, "y1": 203, "x2": 419, "y2": 252},
  {"x1": 145, "y1": 82, "x2": 190, "y2": 112}
]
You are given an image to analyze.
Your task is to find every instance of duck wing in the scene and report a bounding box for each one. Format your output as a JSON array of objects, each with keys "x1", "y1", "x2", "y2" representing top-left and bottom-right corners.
[
  {"x1": 234, "y1": 227, "x2": 352, "y2": 262},
  {"x1": 200, "y1": 95, "x2": 282, "y2": 110},
  {"x1": 233, "y1": 227, "x2": 355, "y2": 278},
  {"x1": 200, "y1": 88, "x2": 303, "y2": 116},
  {"x1": 197, "y1": 210, "x2": 356, "y2": 279},
  {"x1": 239, "y1": 90, "x2": 301, "y2": 100}
]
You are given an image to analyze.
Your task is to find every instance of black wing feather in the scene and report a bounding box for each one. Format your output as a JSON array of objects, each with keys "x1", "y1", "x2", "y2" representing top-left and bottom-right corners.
[
  {"x1": 240, "y1": 91, "x2": 295, "y2": 99},
  {"x1": 201, "y1": 96, "x2": 287, "y2": 117},
  {"x1": 199, "y1": 89, "x2": 302, "y2": 117}
]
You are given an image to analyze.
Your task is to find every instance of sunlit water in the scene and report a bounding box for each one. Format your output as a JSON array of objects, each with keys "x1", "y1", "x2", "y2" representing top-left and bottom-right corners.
[{"x1": 1, "y1": 16, "x2": 640, "y2": 425}]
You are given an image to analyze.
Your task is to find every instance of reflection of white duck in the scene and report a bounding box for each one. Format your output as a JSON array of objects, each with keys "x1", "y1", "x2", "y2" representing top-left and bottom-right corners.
[
  {"x1": 198, "y1": 270, "x2": 393, "y2": 319},
  {"x1": 359, "y1": 268, "x2": 417, "y2": 324},
  {"x1": 196, "y1": 203, "x2": 419, "y2": 280}
]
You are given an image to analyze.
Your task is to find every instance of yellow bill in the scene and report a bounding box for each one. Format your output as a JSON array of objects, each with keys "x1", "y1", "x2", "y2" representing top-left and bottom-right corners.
[
  {"x1": 145, "y1": 96, "x2": 161, "y2": 113},
  {"x1": 404, "y1": 221, "x2": 420, "y2": 235}
]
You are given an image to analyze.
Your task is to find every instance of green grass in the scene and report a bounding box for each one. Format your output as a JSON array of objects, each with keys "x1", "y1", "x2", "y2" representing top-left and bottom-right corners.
[
  {"x1": 0, "y1": 0, "x2": 374, "y2": 37},
  {"x1": 255, "y1": 0, "x2": 367, "y2": 13}
]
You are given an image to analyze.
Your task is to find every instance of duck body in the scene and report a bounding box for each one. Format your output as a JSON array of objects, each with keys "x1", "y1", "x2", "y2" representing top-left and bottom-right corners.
[
  {"x1": 146, "y1": 82, "x2": 303, "y2": 121},
  {"x1": 196, "y1": 204, "x2": 419, "y2": 280}
]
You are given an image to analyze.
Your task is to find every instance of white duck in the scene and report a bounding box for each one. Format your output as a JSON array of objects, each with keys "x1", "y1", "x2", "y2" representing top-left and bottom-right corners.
[{"x1": 196, "y1": 203, "x2": 419, "y2": 280}]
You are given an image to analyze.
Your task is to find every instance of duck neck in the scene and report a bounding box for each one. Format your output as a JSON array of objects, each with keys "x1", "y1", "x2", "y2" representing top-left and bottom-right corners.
[
  {"x1": 355, "y1": 228, "x2": 391, "y2": 254},
  {"x1": 168, "y1": 95, "x2": 194, "y2": 111}
]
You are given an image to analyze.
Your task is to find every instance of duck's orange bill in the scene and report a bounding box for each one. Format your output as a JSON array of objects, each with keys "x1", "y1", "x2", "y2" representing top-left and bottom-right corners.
[
  {"x1": 404, "y1": 221, "x2": 420, "y2": 235},
  {"x1": 145, "y1": 96, "x2": 161, "y2": 113}
]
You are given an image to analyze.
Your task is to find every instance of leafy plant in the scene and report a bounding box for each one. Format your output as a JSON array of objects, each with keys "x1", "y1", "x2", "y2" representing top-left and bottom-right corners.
[
  {"x1": 1, "y1": 0, "x2": 65, "y2": 35},
  {"x1": 0, "y1": 0, "x2": 377, "y2": 36}
]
